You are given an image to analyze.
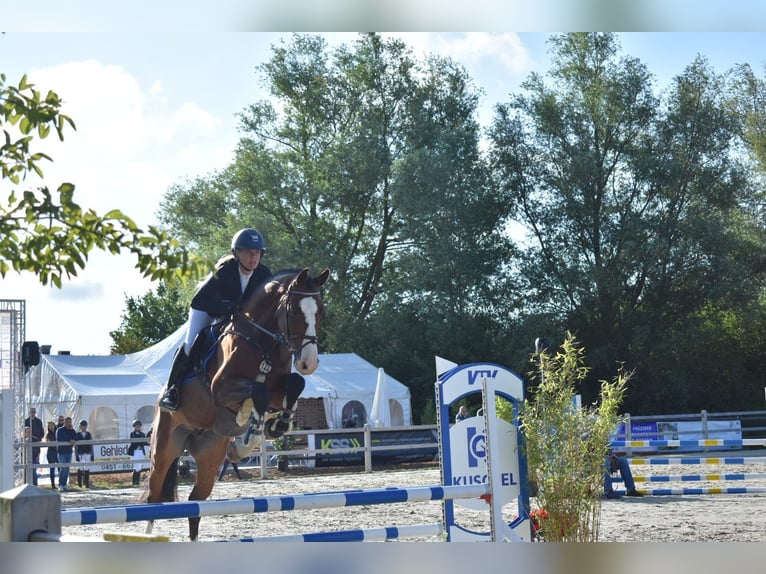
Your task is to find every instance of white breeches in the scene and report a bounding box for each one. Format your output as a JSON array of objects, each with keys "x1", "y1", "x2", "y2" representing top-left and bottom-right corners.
[{"x1": 184, "y1": 308, "x2": 214, "y2": 354}]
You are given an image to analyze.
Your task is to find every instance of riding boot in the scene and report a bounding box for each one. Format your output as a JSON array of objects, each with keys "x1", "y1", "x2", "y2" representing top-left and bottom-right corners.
[
  {"x1": 77, "y1": 469, "x2": 82, "y2": 488},
  {"x1": 159, "y1": 346, "x2": 190, "y2": 412},
  {"x1": 132, "y1": 470, "x2": 140, "y2": 485},
  {"x1": 84, "y1": 471, "x2": 90, "y2": 489}
]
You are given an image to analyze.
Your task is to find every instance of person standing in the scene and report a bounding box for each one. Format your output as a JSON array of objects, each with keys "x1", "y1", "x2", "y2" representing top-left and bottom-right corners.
[
  {"x1": 55, "y1": 417, "x2": 77, "y2": 491},
  {"x1": 23, "y1": 408, "x2": 44, "y2": 485},
  {"x1": 75, "y1": 420, "x2": 93, "y2": 488},
  {"x1": 159, "y1": 228, "x2": 271, "y2": 412},
  {"x1": 127, "y1": 420, "x2": 148, "y2": 485},
  {"x1": 45, "y1": 420, "x2": 59, "y2": 489}
]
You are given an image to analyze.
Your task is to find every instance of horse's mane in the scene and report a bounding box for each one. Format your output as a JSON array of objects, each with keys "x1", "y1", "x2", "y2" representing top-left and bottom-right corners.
[
  {"x1": 246, "y1": 268, "x2": 322, "y2": 308},
  {"x1": 267, "y1": 268, "x2": 326, "y2": 290}
]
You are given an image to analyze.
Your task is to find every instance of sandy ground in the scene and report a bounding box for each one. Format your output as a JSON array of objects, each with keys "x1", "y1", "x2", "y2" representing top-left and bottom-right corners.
[{"x1": 54, "y1": 454, "x2": 766, "y2": 542}]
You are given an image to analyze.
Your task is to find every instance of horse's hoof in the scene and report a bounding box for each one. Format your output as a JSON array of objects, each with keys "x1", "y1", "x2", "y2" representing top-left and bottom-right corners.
[
  {"x1": 266, "y1": 417, "x2": 292, "y2": 438},
  {"x1": 236, "y1": 398, "x2": 254, "y2": 426},
  {"x1": 243, "y1": 431, "x2": 263, "y2": 450}
]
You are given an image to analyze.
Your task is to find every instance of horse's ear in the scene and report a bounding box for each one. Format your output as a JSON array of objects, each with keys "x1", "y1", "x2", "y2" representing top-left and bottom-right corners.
[
  {"x1": 315, "y1": 268, "x2": 330, "y2": 288},
  {"x1": 292, "y1": 268, "x2": 309, "y2": 288}
]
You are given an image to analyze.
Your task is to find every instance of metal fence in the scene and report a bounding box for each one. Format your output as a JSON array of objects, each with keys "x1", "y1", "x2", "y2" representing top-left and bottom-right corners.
[{"x1": 15, "y1": 409, "x2": 766, "y2": 484}]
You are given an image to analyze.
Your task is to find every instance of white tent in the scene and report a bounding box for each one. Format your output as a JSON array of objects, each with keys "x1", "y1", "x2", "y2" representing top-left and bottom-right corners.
[{"x1": 24, "y1": 325, "x2": 412, "y2": 437}]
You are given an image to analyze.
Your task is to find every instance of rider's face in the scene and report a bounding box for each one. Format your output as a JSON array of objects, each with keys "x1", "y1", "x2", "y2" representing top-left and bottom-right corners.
[{"x1": 236, "y1": 248, "x2": 261, "y2": 273}]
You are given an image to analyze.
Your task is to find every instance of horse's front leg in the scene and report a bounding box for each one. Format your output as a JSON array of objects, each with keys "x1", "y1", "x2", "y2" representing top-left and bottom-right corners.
[{"x1": 265, "y1": 373, "x2": 305, "y2": 438}]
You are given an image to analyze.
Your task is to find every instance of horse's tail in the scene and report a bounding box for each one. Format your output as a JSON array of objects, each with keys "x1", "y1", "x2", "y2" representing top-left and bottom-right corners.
[{"x1": 161, "y1": 457, "x2": 180, "y2": 501}]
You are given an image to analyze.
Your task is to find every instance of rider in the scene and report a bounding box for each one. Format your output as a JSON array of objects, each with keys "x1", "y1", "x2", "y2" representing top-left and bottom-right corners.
[{"x1": 159, "y1": 228, "x2": 272, "y2": 412}]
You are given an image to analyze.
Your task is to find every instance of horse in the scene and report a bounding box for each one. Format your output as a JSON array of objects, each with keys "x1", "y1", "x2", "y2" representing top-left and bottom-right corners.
[{"x1": 145, "y1": 267, "x2": 330, "y2": 540}]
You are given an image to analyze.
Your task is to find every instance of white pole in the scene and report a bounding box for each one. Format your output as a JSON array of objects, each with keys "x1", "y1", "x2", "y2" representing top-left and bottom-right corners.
[{"x1": 1, "y1": 389, "x2": 14, "y2": 491}]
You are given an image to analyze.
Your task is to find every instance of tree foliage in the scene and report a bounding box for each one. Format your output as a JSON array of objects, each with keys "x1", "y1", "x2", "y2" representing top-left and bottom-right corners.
[
  {"x1": 158, "y1": 33, "x2": 512, "y2": 420},
  {"x1": 0, "y1": 73, "x2": 209, "y2": 287},
  {"x1": 109, "y1": 282, "x2": 188, "y2": 354},
  {"x1": 490, "y1": 33, "x2": 766, "y2": 413},
  {"x1": 119, "y1": 33, "x2": 766, "y2": 420}
]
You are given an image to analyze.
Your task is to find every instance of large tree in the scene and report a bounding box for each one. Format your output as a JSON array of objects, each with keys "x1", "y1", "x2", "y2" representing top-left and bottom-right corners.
[
  {"x1": 159, "y1": 34, "x2": 512, "y2": 417},
  {"x1": 490, "y1": 33, "x2": 766, "y2": 413},
  {"x1": 0, "y1": 73, "x2": 207, "y2": 287}
]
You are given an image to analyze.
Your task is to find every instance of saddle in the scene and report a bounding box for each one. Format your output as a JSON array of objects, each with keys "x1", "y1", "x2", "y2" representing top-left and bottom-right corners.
[
  {"x1": 181, "y1": 320, "x2": 228, "y2": 388},
  {"x1": 181, "y1": 320, "x2": 266, "y2": 437}
]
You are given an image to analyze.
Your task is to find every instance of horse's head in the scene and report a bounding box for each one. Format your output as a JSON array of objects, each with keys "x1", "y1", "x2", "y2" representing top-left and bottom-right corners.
[{"x1": 277, "y1": 267, "x2": 330, "y2": 375}]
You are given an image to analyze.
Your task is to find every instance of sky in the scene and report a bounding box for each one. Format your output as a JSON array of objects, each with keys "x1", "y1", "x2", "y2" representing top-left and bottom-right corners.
[{"x1": 2, "y1": 30, "x2": 766, "y2": 355}]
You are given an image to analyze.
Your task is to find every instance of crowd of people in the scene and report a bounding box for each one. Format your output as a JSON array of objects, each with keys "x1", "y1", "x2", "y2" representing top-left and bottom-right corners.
[{"x1": 20, "y1": 409, "x2": 152, "y2": 491}]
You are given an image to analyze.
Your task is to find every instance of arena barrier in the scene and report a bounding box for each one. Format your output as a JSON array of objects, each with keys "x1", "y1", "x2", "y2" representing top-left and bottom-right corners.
[
  {"x1": 608, "y1": 445, "x2": 766, "y2": 496},
  {"x1": 2, "y1": 362, "x2": 532, "y2": 543},
  {"x1": 611, "y1": 439, "x2": 766, "y2": 448}
]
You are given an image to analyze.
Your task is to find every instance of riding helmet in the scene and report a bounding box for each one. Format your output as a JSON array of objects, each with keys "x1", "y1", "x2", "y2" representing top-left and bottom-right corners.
[
  {"x1": 132, "y1": 420, "x2": 142, "y2": 427},
  {"x1": 79, "y1": 420, "x2": 88, "y2": 427},
  {"x1": 231, "y1": 228, "x2": 266, "y2": 253}
]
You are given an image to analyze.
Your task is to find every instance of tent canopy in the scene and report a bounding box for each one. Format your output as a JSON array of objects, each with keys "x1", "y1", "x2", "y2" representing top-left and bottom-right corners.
[{"x1": 26, "y1": 325, "x2": 411, "y2": 436}]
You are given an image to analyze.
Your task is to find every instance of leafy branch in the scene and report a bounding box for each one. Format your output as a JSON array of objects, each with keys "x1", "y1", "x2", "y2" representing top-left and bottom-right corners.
[{"x1": 1, "y1": 72, "x2": 208, "y2": 286}]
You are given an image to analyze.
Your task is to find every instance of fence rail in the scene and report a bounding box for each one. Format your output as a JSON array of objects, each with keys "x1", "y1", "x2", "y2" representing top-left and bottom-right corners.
[{"x1": 15, "y1": 408, "x2": 766, "y2": 484}]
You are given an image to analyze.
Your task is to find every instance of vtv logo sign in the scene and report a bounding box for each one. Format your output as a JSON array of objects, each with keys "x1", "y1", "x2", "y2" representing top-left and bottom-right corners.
[
  {"x1": 466, "y1": 426, "x2": 486, "y2": 468},
  {"x1": 467, "y1": 368, "x2": 498, "y2": 385}
]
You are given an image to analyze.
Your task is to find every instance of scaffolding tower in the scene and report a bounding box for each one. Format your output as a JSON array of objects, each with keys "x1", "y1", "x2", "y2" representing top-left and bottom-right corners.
[{"x1": 1, "y1": 299, "x2": 26, "y2": 486}]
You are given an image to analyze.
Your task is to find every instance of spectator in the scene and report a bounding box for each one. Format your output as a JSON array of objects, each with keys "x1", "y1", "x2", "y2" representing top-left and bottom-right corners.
[
  {"x1": 55, "y1": 417, "x2": 77, "y2": 491},
  {"x1": 343, "y1": 413, "x2": 359, "y2": 428},
  {"x1": 127, "y1": 420, "x2": 148, "y2": 485},
  {"x1": 21, "y1": 426, "x2": 38, "y2": 485},
  {"x1": 605, "y1": 451, "x2": 644, "y2": 499},
  {"x1": 75, "y1": 420, "x2": 93, "y2": 488},
  {"x1": 24, "y1": 407, "x2": 44, "y2": 485},
  {"x1": 455, "y1": 406, "x2": 470, "y2": 423},
  {"x1": 55, "y1": 415, "x2": 65, "y2": 429},
  {"x1": 45, "y1": 420, "x2": 58, "y2": 489}
]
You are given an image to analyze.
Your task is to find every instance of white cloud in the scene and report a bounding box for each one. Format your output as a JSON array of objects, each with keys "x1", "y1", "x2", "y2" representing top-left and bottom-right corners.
[
  {"x1": 5, "y1": 57, "x2": 237, "y2": 354},
  {"x1": 15, "y1": 59, "x2": 236, "y2": 226},
  {"x1": 386, "y1": 33, "x2": 534, "y2": 76}
]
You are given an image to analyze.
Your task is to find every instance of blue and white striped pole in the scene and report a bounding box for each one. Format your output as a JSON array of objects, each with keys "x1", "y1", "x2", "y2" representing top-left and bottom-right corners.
[{"x1": 61, "y1": 484, "x2": 488, "y2": 526}]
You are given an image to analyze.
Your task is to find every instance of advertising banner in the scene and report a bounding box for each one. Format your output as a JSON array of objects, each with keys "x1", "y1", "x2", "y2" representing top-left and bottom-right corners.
[
  {"x1": 91, "y1": 441, "x2": 134, "y2": 473},
  {"x1": 310, "y1": 429, "x2": 438, "y2": 467}
]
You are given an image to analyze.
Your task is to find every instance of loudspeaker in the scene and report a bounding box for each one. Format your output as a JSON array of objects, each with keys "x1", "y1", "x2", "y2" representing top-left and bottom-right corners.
[{"x1": 22, "y1": 341, "x2": 41, "y2": 367}]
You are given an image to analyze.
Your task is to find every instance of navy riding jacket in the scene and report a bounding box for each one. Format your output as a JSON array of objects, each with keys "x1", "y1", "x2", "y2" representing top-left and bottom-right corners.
[{"x1": 190, "y1": 256, "x2": 272, "y2": 317}]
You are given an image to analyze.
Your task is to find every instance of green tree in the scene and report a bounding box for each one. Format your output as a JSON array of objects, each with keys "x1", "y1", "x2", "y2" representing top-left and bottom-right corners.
[
  {"x1": 109, "y1": 282, "x2": 188, "y2": 354},
  {"x1": 490, "y1": 33, "x2": 766, "y2": 413},
  {"x1": 159, "y1": 33, "x2": 511, "y2": 418},
  {"x1": 0, "y1": 73, "x2": 208, "y2": 287},
  {"x1": 728, "y1": 63, "x2": 766, "y2": 173}
]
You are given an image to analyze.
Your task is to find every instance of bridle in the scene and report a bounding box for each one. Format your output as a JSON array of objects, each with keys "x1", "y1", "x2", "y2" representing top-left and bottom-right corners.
[{"x1": 223, "y1": 288, "x2": 322, "y2": 356}]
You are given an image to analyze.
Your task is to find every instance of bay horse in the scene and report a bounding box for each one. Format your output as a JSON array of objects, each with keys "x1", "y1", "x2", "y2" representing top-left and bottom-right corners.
[{"x1": 145, "y1": 267, "x2": 330, "y2": 540}]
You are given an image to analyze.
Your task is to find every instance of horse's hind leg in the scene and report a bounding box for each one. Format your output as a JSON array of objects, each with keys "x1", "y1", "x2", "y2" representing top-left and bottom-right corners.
[
  {"x1": 145, "y1": 411, "x2": 186, "y2": 534},
  {"x1": 186, "y1": 433, "x2": 229, "y2": 541}
]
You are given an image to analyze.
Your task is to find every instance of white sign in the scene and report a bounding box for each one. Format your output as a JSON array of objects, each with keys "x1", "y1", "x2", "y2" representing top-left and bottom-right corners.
[
  {"x1": 92, "y1": 441, "x2": 135, "y2": 472},
  {"x1": 448, "y1": 416, "x2": 520, "y2": 510}
]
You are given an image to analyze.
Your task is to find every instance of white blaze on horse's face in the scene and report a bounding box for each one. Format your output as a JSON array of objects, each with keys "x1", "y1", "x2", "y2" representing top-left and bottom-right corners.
[{"x1": 294, "y1": 296, "x2": 320, "y2": 375}]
